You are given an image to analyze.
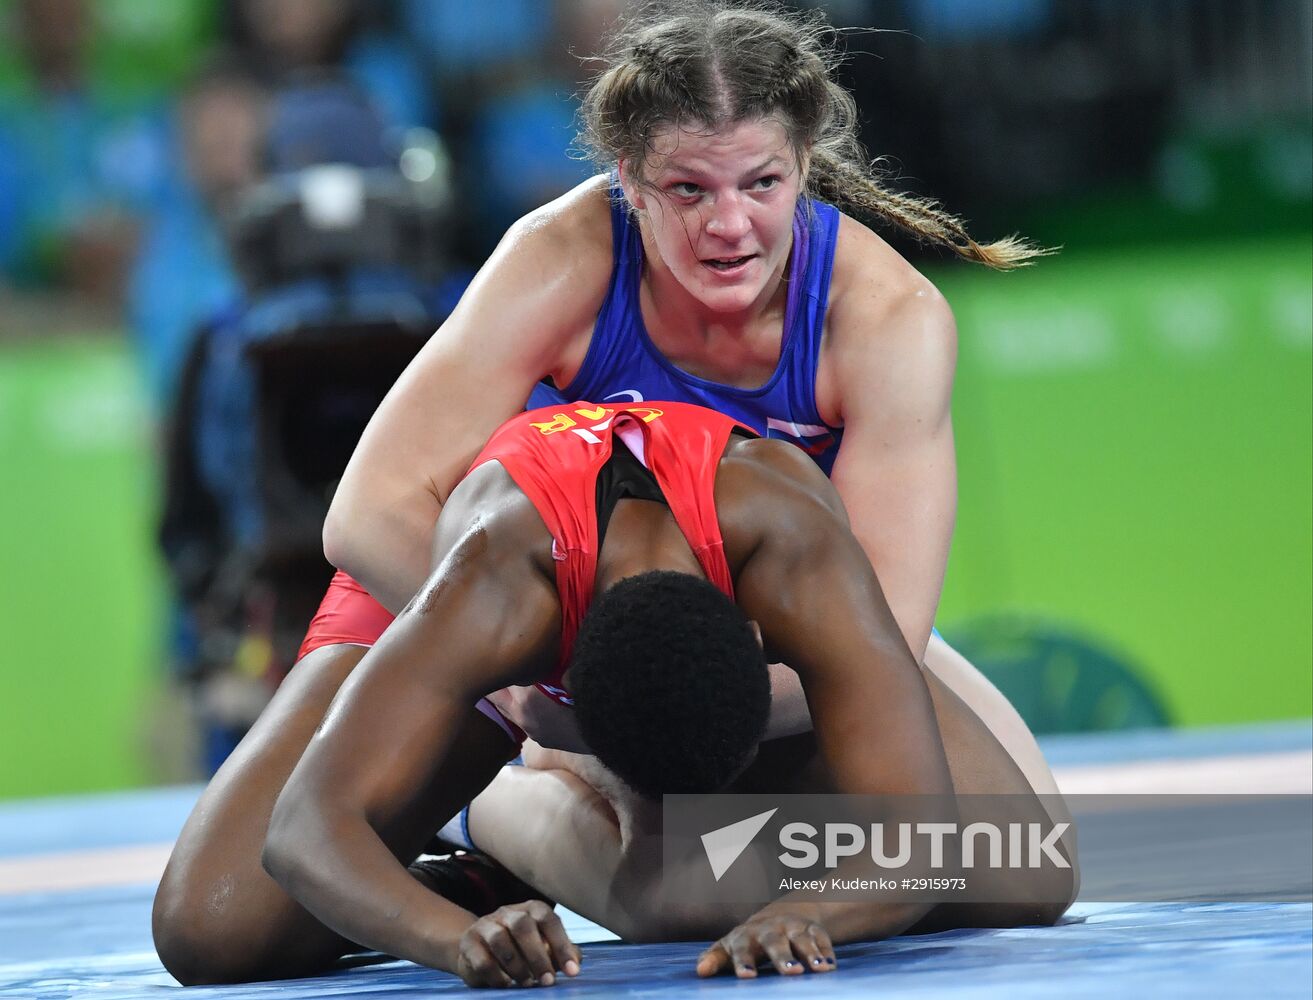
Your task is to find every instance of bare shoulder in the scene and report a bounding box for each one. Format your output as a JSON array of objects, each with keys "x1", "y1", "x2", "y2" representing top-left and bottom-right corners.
[
  {"x1": 498, "y1": 175, "x2": 614, "y2": 285},
  {"x1": 721, "y1": 434, "x2": 846, "y2": 512},
  {"x1": 405, "y1": 461, "x2": 561, "y2": 686},
  {"x1": 828, "y1": 213, "x2": 952, "y2": 325},
  {"x1": 820, "y1": 213, "x2": 959, "y2": 421},
  {"x1": 435, "y1": 460, "x2": 558, "y2": 580},
  {"x1": 416, "y1": 175, "x2": 615, "y2": 389},
  {"x1": 716, "y1": 436, "x2": 850, "y2": 567}
]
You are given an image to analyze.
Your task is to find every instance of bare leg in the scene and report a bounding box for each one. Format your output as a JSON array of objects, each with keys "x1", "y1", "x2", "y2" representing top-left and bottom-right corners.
[
  {"x1": 153, "y1": 644, "x2": 367, "y2": 983},
  {"x1": 154, "y1": 644, "x2": 514, "y2": 983},
  {"x1": 922, "y1": 632, "x2": 1062, "y2": 798}
]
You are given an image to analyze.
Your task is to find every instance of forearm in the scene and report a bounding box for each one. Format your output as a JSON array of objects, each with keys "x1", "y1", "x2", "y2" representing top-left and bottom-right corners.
[
  {"x1": 263, "y1": 802, "x2": 472, "y2": 973},
  {"x1": 840, "y1": 515, "x2": 950, "y2": 665}
]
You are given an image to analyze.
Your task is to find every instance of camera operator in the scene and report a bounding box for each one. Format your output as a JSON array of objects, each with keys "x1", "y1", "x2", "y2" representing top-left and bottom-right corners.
[{"x1": 159, "y1": 76, "x2": 456, "y2": 773}]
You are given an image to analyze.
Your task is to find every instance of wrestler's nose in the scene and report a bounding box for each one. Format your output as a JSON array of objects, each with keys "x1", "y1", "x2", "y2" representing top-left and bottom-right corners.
[{"x1": 705, "y1": 194, "x2": 751, "y2": 242}]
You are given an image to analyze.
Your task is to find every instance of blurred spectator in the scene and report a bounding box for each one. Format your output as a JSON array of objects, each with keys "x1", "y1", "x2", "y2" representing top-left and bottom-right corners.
[
  {"x1": 226, "y1": 0, "x2": 435, "y2": 131},
  {"x1": 906, "y1": 0, "x2": 1052, "y2": 40},
  {"x1": 261, "y1": 74, "x2": 391, "y2": 171},
  {"x1": 455, "y1": 0, "x2": 622, "y2": 254},
  {"x1": 129, "y1": 61, "x2": 265, "y2": 412},
  {"x1": 159, "y1": 77, "x2": 453, "y2": 772},
  {"x1": 0, "y1": 0, "x2": 189, "y2": 304},
  {"x1": 400, "y1": 0, "x2": 551, "y2": 83}
]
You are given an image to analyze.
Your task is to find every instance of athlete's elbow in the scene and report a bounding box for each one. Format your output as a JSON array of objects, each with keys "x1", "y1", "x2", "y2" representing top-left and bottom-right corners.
[
  {"x1": 1003, "y1": 855, "x2": 1079, "y2": 928},
  {"x1": 321, "y1": 502, "x2": 354, "y2": 573},
  {"x1": 262, "y1": 789, "x2": 316, "y2": 894},
  {"x1": 323, "y1": 485, "x2": 381, "y2": 577},
  {"x1": 997, "y1": 892, "x2": 1073, "y2": 929},
  {"x1": 260, "y1": 827, "x2": 295, "y2": 894}
]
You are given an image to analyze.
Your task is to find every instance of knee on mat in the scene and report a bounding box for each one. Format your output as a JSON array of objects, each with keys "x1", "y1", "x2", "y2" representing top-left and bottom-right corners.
[
  {"x1": 989, "y1": 866, "x2": 1079, "y2": 928},
  {"x1": 152, "y1": 908, "x2": 246, "y2": 985},
  {"x1": 152, "y1": 879, "x2": 303, "y2": 985}
]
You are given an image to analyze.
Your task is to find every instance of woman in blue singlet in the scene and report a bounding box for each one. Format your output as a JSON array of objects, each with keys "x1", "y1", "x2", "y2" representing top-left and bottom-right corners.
[
  {"x1": 323, "y1": 1, "x2": 1054, "y2": 782},
  {"x1": 329, "y1": 0, "x2": 1063, "y2": 923},
  {"x1": 152, "y1": 1, "x2": 1069, "y2": 988}
]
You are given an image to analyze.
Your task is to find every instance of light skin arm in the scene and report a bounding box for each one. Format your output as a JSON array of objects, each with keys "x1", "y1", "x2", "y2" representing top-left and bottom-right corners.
[
  {"x1": 824, "y1": 233, "x2": 959, "y2": 663},
  {"x1": 263, "y1": 538, "x2": 579, "y2": 986},
  {"x1": 322, "y1": 184, "x2": 609, "y2": 612}
]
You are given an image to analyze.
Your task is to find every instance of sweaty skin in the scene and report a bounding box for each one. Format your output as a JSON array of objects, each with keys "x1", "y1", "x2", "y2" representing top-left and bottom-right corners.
[
  {"x1": 325, "y1": 121, "x2": 952, "y2": 657},
  {"x1": 322, "y1": 122, "x2": 1057, "y2": 804},
  {"x1": 260, "y1": 431, "x2": 1075, "y2": 986},
  {"x1": 154, "y1": 121, "x2": 1061, "y2": 987}
]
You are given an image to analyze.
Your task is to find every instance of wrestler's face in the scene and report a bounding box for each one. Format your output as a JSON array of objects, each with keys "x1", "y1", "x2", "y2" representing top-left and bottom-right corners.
[{"x1": 621, "y1": 118, "x2": 806, "y2": 317}]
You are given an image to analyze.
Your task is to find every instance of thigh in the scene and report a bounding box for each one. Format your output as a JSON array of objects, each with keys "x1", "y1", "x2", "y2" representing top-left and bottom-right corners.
[
  {"x1": 153, "y1": 643, "x2": 368, "y2": 983},
  {"x1": 923, "y1": 633, "x2": 1062, "y2": 798}
]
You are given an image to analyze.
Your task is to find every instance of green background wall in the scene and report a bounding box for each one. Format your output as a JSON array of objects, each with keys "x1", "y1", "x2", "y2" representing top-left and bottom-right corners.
[
  {"x1": 937, "y1": 236, "x2": 1312, "y2": 726},
  {"x1": 0, "y1": 339, "x2": 164, "y2": 798},
  {"x1": 0, "y1": 236, "x2": 1309, "y2": 798}
]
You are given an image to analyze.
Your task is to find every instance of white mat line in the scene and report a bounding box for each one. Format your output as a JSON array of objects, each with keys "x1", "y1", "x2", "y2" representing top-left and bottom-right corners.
[
  {"x1": 1, "y1": 750, "x2": 1308, "y2": 895},
  {"x1": 1053, "y1": 749, "x2": 1313, "y2": 795},
  {"x1": 0, "y1": 843, "x2": 172, "y2": 895}
]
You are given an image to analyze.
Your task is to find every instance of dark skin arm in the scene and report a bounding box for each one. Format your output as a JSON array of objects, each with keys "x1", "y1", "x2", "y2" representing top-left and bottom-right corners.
[
  {"x1": 264, "y1": 490, "x2": 581, "y2": 987},
  {"x1": 701, "y1": 439, "x2": 959, "y2": 976}
]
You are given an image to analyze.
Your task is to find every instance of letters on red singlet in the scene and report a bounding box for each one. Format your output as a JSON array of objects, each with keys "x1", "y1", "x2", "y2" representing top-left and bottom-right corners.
[{"x1": 528, "y1": 404, "x2": 665, "y2": 444}]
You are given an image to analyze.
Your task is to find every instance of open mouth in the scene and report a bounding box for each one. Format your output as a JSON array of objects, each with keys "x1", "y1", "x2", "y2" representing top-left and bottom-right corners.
[{"x1": 703, "y1": 255, "x2": 756, "y2": 272}]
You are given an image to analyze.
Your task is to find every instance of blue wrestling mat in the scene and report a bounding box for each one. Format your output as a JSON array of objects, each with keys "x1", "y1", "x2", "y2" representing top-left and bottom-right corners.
[{"x1": 2, "y1": 723, "x2": 1310, "y2": 999}]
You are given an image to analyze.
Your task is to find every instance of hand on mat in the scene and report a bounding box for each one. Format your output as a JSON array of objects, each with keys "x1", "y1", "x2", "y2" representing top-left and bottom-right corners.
[
  {"x1": 455, "y1": 900, "x2": 582, "y2": 988},
  {"x1": 696, "y1": 909, "x2": 837, "y2": 979}
]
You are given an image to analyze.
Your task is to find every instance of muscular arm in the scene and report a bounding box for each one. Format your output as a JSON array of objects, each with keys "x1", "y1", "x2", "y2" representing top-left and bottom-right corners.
[
  {"x1": 263, "y1": 528, "x2": 561, "y2": 973},
  {"x1": 725, "y1": 447, "x2": 957, "y2": 940},
  {"x1": 323, "y1": 181, "x2": 610, "y2": 612},
  {"x1": 824, "y1": 225, "x2": 958, "y2": 661}
]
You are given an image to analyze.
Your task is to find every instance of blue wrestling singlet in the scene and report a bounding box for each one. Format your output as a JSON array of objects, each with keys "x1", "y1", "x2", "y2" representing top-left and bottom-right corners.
[{"x1": 526, "y1": 187, "x2": 845, "y2": 475}]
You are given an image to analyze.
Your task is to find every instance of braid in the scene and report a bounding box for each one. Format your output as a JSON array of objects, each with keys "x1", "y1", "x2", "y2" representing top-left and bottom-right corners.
[
  {"x1": 808, "y1": 152, "x2": 1055, "y2": 270},
  {"x1": 625, "y1": 39, "x2": 701, "y2": 123},
  {"x1": 629, "y1": 41, "x2": 670, "y2": 80},
  {"x1": 581, "y1": 1, "x2": 1054, "y2": 271},
  {"x1": 759, "y1": 43, "x2": 804, "y2": 107}
]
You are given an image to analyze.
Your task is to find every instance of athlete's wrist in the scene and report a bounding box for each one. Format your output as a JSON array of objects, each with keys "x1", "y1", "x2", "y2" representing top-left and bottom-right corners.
[{"x1": 425, "y1": 908, "x2": 481, "y2": 973}]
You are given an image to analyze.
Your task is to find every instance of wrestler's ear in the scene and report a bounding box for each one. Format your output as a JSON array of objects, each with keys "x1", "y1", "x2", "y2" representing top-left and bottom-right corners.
[{"x1": 618, "y1": 158, "x2": 646, "y2": 210}]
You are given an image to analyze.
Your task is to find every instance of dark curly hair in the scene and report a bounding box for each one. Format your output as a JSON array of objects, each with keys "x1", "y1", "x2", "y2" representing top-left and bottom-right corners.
[{"x1": 568, "y1": 570, "x2": 770, "y2": 799}]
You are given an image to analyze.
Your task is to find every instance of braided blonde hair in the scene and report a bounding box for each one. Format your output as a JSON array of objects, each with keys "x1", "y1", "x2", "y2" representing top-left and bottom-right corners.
[{"x1": 580, "y1": 0, "x2": 1051, "y2": 269}]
